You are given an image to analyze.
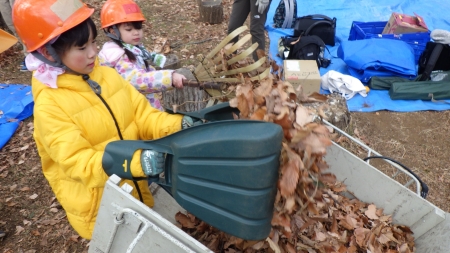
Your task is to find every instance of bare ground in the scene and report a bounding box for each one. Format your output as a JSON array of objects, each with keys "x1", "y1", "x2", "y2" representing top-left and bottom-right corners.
[{"x1": 0, "y1": 0, "x2": 448, "y2": 252}]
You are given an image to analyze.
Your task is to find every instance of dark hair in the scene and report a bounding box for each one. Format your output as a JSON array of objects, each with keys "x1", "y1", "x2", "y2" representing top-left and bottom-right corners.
[
  {"x1": 108, "y1": 21, "x2": 147, "y2": 68},
  {"x1": 52, "y1": 18, "x2": 98, "y2": 56},
  {"x1": 125, "y1": 21, "x2": 143, "y2": 30}
]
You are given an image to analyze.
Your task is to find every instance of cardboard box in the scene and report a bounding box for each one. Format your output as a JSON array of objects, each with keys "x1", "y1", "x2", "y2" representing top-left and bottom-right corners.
[
  {"x1": 382, "y1": 12, "x2": 428, "y2": 34},
  {"x1": 283, "y1": 60, "x2": 321, "y2": 95}
]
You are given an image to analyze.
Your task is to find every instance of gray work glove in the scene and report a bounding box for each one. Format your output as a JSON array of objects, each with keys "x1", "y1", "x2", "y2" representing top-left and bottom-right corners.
[
  {"x1": 431, "y1": 29, "x2": 450, "y2": 44},
  {"x1": 255, "y1": 0, "x2": 270, "y2": 14},
  {"x1": 141, "y1": 150, "x2": 165, "y2": 176},
  {"x1": 181, "y1": 115, "x2": 203, "y2": 129}
]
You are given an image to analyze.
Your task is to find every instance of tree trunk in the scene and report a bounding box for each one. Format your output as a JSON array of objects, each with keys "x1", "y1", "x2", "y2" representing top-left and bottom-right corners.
[
  {"x1": 198, "y1": 0, "x2": 223, "y2": 24},
  {"x1": 162, "y1": 68, "x2": 210, "y2": 112}
]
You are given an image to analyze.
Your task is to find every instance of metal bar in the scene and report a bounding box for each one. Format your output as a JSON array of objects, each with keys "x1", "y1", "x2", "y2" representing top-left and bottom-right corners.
[{"x1": 404, "y1": 179, "x2": 415, "y2": 188}]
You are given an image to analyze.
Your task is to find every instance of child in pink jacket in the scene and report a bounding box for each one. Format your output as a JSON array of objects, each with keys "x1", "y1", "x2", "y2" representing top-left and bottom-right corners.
[{"x1": 98, "y1": 0, "x2": 185, "y2": 110}]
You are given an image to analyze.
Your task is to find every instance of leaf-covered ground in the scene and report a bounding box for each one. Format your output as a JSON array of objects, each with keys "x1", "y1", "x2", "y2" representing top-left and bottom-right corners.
[{"x1": 0, "y1": 0, "x2": 449, "y2": 252}]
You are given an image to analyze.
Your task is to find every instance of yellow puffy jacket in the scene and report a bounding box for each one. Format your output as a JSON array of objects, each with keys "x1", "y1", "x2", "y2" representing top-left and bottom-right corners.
[{"x1": 32, "y1": 64, "x2": 182, "y2": 239}]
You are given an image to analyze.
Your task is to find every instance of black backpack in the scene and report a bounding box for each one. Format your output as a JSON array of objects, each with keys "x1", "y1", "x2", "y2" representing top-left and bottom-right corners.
[
  {"x1": 293, "y1": 15, "x2": 337, "y2": 46},
  {"x1": 280, "y1": 35, "x2": 330, "y2": 68},
  {"x1": 418, "y1": 42, "x2": 450, "y2": 81}
]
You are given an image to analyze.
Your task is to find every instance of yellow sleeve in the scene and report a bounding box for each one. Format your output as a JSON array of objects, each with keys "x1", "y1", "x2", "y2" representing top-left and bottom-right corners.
[
  {"x1": 126, "y1": 77, "x2": 183, "y2": 140},
  {"x1": 123, "y1": 77, "x2": 183, "y2": 177}
]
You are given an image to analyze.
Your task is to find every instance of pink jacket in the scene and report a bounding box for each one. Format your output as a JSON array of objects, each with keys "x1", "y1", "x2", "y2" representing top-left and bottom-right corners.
[{"x1": 98, "y1": 41, "x2": 173, "y2": 110}]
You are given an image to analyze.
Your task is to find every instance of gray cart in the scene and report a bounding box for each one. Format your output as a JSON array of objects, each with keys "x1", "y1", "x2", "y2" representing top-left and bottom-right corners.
[{"x1": 89, "y1": 131, "x2": 449, "y2": 253}]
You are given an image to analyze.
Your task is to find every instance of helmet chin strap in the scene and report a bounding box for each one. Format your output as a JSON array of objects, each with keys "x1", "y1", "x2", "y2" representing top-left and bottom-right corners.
[
  {"x1": 105, "y1": 25, "x2": 122, "y2": 42},
  {"x1": 32, "y1": 43, "x2": 102, "y2": 95},
  {"x1": 104, "y1": 25, "x2": 153, "y2": 65}
]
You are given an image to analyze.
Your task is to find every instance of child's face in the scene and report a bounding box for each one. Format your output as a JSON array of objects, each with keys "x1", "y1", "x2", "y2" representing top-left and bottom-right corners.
[
  {"x1": 118, "y1": 23, "x2": 143, "y2": 46},
  {"x1": 61, "y1": 34, "x2": 98, "y2": 74}
]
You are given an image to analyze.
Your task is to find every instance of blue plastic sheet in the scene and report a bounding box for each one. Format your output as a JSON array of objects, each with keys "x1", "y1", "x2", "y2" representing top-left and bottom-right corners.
[
  {"x1": 338, "y1": 39, "x2": 417, "y2": 82},
  {"x1": 347, "y1": 90, "x2": 450, "y2": 112},
  {"x1": 265, "y1": 0, "x2": 450, "y2": 112},
  {"x1": 0, "y1": 84, "x2": 34, "y2": 149}
]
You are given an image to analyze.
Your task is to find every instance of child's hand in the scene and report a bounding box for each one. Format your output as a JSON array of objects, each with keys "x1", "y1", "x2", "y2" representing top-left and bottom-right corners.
[{"x1": 172, "y1": 73, "x2": 186, "y2": 89}]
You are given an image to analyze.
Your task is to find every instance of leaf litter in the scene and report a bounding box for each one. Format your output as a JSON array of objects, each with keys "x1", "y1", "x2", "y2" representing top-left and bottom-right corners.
[
  {"x1": 0, "y1": 0, "x2": 434, "y2": 252},
  {"x1": 175, "y1": 49, "x2": 415, "y2": 253}
]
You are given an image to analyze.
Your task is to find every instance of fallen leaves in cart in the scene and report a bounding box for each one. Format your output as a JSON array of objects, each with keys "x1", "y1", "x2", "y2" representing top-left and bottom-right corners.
[{"x1": 176, "y1": 52, "x2": 415, "y2": 253}]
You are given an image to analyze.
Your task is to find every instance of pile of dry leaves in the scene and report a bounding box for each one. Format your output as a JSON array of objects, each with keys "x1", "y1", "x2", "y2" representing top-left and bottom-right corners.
[{"x1": 175, "y1": 53, "x2": 416, "y2": 253}]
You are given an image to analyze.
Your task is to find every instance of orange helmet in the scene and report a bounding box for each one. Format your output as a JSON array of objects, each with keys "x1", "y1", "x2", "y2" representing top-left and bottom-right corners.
[
  {"x1": 12, "y1": 0, "x2": 94, "y2": 52},
  {"x1": 101, "y1": 0, "x2": 146, "y2": 29}
]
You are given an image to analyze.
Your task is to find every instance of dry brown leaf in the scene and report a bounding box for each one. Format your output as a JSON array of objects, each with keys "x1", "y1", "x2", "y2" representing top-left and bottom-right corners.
[
  {"x1": 297, "y1": 134, "x2": 332, "y2": 154},
  {"x1": 295, "y1": 105, "x2": 314, "y2": 127},
  {"x1": 320, "y1": 173, "x2": 337, "y2": 184},
  {"x1": 20, "y1": 186, "x2": 30, "y2": 191},
  {"x1": 187, "y1": 213, "x2": 196, "y2": 223},
  {"x1": 314, "y1": 231, "x2": 327, "y2": 242},
  {"x1": 253, "y1": 78, "x2": 273, "y2": 102},
  {"x1": 243, "y1": 240, "x2": 259, "y2": 249},
  {"x1": 234, "y1": 94, "x2": 249, "y2": 118},
  {"x1": 379, "y1": 215, "x2": 392, "y2": 222},
  {"x1": 377, "y1": 233, "x2": 391, "y2": 244},
  {"x1": 29, "y1": 193, "x2": 38, "y2": 200},
  {"x1": 152, "y1": 37, "x2": 167, "y2": 53},
  {"x1": 15, "y1": 226, "x2": 25, "y2": 235},
  {"x1": 375, "y1": 208, "x2": 384, "y2": 217},
  {"x1": 271, "y1": 211, "x2": 291, "y2": 231},
  {"x1": 31, "y1": 230, "x2": 40, "y2": 236},
  {"x1": 365, "y1": 204, "x2": 379, "y2": 220},
  {"x1": 284, "y1": 242, "x2": 296, "y2": 253},
  {"x1": 398, "y1": 243, "x2": 412, "y2": 253},
  {"x1": 0, "y1": 171, "x2": 8, "y2": 178},
  {"x1": 224, "y1": 236, "x2": 244, "y2": 250},
  {"x1": 284, "y1": 195, "x2": 296, "y2": 214},
  {"x1": 40, "y1": 236, "x2": 48, "y2": 246},
  {"x1": 10, "y1": 184, "x2": 17, "y2": 191},
  {"x1": 339, "y1": 215, "x2": 355, "y2": 230},
  {"x1": 273, "y1": 114, "x2": 292, "y2": 130},
  {"x1": 348, "y1": 245, "x2": 358, "y2": 253},
  {"x1": 69, "y1": 234, "x2": 79, "y2": 242},
  {"x1": 312, "y1": 124, "x2": 332, "y2": 136},
  {"x1": 175, "y1": 212, "x2": 196, "y2": 228},
  {"x1": 279, "y1": 160, "x2": 299, "y2": 197},
  {"x1": 162, "y1": 44, "x2": 171, "y2": 54},
  {"x1": 290, "y1": 128, "x2": 312, "y2": 143},
  {"x1": 265, "y1": 237, "x2": 281, "y2": 253},
  {"x1": 250, "y1": 107, "x2": 267, "y2": 121},
  {"x1": 206, "y1": 236, "x2": 220, "y2": 251},
  {"x1": 37, "y1": 219, "x2": 60, "y2": 226},
  {"x1": 275, "y1": 106, "x2": 290, "y2": 120},
  {"x1": 354, "y1": 227, "x2": 370, "y2": 247}
]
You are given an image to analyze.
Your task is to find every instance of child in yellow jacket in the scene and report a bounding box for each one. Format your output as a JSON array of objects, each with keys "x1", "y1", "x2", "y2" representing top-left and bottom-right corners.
[{"x1": 12, "y1": 0, "x2": 198, "y2": 239}]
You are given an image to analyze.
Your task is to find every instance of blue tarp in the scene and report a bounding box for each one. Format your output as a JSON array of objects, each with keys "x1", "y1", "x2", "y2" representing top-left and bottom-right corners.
[
  {"x1": 338, "y1": 39, "x2": 417, "y2": 82},
  {"x1": 265, "y1": 0, "x2": 450, "y2": 112},
  {"x1": 0, "y1": 84, "x2": 34, "y2": 149}
]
